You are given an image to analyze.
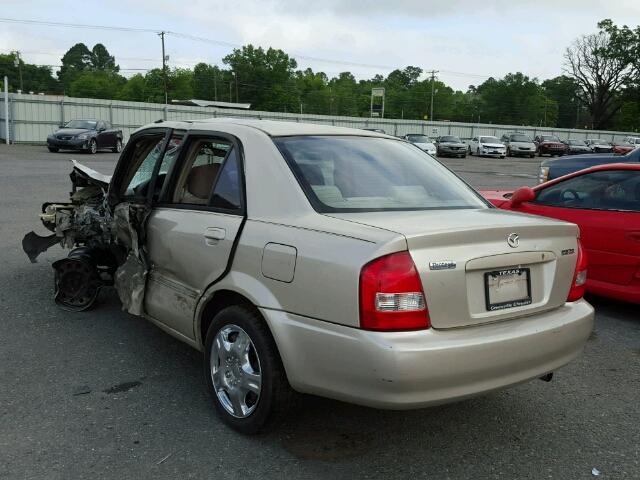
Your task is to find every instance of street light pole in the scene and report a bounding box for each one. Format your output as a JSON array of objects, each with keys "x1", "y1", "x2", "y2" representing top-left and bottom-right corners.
[{"x1": 13, "y1": 51, "x2": 23, "y2": 93}]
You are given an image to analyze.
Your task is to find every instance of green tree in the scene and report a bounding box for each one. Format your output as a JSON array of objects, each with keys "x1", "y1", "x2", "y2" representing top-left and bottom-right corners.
[
  {"x1": 542, "y1": 76, "x2": 582, "y2": 128},
  {"x1": 91, "y1": 43, "x2": 119, "y2": 72},
  {"x1": 0, "y1": 53, "x2": 59, "y2": 93},
  {"x1": 58, "y1": 43, "x2": 92, "y2": 91},
  {"x1": 223, "y1": 44, "x2": 299, "y2": 110},
  {"x1": 193, "y1": 63, "x2": 221, "y2": 100},
  {"x1": 68, "y1": 71, "x2": 126, "y2": 99},
  {"x1": 474, "y1": 73, "x2": 553, "y2": 126}
]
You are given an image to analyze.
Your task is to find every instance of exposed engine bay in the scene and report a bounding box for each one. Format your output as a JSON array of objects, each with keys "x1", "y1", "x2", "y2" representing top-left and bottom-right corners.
[{"x1": 22, "y1": 160, "x2": 149, "y2": 313}]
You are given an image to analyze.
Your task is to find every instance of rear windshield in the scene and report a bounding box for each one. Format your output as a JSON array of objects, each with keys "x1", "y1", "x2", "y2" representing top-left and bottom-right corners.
[
  {"x1": 406, "y1": 134, "x2": 431, "y2": 143},
  {"x1": 274, "y1": 136, "x2": 488, "y2": 213}
]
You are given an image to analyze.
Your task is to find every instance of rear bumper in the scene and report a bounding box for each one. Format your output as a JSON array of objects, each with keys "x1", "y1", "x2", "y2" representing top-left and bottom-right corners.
[{"x1": 262, "y1": 299, "x2": 594, "y2": 409}]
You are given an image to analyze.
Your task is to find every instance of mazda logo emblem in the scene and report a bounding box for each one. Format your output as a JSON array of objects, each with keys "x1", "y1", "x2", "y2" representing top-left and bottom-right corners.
[{"x1": 507, "y1": 233, "x2": 520, "y2": 248}]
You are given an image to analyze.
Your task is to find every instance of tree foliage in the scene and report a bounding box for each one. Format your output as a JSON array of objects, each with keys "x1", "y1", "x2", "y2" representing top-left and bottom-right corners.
[{"x1": 3, "y1": 27, "x2": 640, "y2": 132}]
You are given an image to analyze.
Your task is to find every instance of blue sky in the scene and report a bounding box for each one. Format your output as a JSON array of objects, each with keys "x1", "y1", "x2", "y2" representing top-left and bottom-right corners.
[{"x1": 0, "y1": 0, "x2": 639, "y2": 90}]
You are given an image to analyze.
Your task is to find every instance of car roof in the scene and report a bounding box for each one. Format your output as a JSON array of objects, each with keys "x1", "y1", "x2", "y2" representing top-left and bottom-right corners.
[
  {"x1": 141, "y1": 118, "x2": 396, "y2": 138},
  {"x1": 536, "y1": 162, "x2": 640, "y2": 190}
]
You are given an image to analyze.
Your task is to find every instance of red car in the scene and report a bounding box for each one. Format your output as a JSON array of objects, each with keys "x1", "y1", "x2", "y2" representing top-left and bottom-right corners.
[
  {"x1": 612, "y1": 143, "x2": 635, "y2": 155},
  {"x1": 482, "y1": 164, "x2": 640, "y2": 304},
  {"x1": 534, "y1": 134, "x2": 566, "y2": 157}
]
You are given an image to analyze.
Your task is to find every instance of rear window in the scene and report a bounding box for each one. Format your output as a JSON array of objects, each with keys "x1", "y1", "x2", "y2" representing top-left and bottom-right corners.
[
  {"x1": 274, "y1": 136, "x2": 488, "y2": 213},
  {"x1": 406, "y1": 134, "x2": 431, "y2": 143}
]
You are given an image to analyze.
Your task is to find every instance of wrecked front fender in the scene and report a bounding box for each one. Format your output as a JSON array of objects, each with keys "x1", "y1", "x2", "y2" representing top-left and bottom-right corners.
[{"x1": 23, "y1": 160, "x2": 150, "y2": 315}]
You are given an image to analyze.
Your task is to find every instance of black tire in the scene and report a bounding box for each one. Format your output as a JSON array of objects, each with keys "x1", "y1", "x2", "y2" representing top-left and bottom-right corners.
[
  {"x1": 112, "y1": 139, "x2": 122, "y2": 153},
  {"x1": 88, "y1": 139, "x2": 97, "y2": 154},
  {"x1": 47, "y1": 147, "x2": 59, "y2": 153},
  {"x1": 507, "y1": 147, "x2": 511, "y2": 157},
  {"x1": 204, "y1": 305, "x2": 295, "y2": 434},
  {"x1": 529, "y1": 154, "x2": 535, "y2": 158}
]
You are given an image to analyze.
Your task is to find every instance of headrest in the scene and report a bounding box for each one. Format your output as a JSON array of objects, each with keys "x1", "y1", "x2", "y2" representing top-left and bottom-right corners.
[
  {"x1": 298, "y1": 163, "x2": 325, "y2": 185},
  {"x1": 187, "y1": 163, "x2": 220, "y2": 200}
]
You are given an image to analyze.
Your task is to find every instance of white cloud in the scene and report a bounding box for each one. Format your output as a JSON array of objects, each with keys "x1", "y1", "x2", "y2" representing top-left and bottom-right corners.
[{"x1": 2, "y1": 0, "x2": 639, "y2": 90}]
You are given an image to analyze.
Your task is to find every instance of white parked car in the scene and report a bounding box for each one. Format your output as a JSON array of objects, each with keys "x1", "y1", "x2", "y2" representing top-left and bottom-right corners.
[
  {"x1": 584, "y1": 138, "x2": 613, "y2": 153},
  {"x1": 467, "y1": 136, "x2": 507, "y2": 158},
  {"x1": 622, "y1": 136, "x2": 640, "y2": 146},
  {"x1": 403, "y1": 134, "x2": 437, "y2": 156},
  {"x1": 24, "y1": 119, "x2": 594, "y2": 434}
]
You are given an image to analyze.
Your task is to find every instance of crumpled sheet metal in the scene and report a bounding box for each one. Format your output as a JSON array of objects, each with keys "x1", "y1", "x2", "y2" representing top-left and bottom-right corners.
[
  {"x1": 114, "y1": 252, "x2": 147, "y2": 316},
  {"x1": 112, "y1": 203, "x2": 151, "y2": 316}
]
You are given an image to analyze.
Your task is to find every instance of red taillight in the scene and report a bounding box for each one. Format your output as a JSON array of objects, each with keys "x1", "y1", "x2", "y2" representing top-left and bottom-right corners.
[
  {"x1": 567, "y1": 240, "x2": 588, "y2": 302},
  {"x1": 359, "y1": 251, "x2": 430, "y2": 331}
]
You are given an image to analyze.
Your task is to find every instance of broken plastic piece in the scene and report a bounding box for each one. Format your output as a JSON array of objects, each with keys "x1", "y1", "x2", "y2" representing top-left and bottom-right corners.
[{"x1": 22, "y1": 231, "x2": 59, "y2": 263}]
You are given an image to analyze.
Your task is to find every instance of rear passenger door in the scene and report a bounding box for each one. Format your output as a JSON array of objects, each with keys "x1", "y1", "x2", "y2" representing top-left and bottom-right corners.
[{"x1": 144, "y1": 133, "x2": 245, "y2": 340}]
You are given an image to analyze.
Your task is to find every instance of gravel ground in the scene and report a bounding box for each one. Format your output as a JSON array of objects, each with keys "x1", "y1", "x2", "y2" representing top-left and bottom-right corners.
[{"x1": 0, "y1": 144, "x2": 638, "y2": 480}]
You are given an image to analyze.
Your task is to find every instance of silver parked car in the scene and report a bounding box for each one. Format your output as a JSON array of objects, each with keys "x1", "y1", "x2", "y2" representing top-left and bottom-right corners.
[
  {"x1": 585, "y1": 138, "x2": 613, "y2": 153},
  {"x1": 500, "y1": 133, "x2": 536, "y2": 158},
  {"x1": 24, "y1": 119, "x2": 594, "y2": 434}
]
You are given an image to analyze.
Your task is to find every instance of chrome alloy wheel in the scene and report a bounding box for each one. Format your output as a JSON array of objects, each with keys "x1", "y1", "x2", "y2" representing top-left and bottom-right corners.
[{"x1": 211, "y1": 324, "x2": 262, "y2": 418}]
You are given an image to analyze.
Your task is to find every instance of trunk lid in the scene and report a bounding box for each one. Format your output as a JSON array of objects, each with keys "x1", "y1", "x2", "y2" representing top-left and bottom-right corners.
[{"x1": 329, "y1": 209, "x2": 579, "y2": 329}]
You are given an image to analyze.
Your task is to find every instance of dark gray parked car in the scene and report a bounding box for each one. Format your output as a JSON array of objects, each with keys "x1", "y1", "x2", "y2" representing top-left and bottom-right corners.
[
  {"x1": 47, "y1": 119, "x2": 123, "y2": 154},
  {"x1": 435, "y1": 135, "x2": 467, "y2": 158}
]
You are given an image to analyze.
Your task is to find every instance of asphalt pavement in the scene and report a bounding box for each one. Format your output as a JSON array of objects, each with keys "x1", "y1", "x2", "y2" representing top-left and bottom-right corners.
[{"x1": 0, "y1": 145, "x2": 638, "y2": 479}]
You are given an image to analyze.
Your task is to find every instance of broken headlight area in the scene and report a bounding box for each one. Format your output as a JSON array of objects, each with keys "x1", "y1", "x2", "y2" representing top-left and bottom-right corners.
[{"x1": 22, "y1": 160, "x2": 150, "y2": 313}]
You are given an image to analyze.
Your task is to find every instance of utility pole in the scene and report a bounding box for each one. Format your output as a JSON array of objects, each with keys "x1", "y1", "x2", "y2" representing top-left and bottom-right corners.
[
  {"x1": 543, "y1": 98, "x2": 548, "y2": 127},
  {"x1": 428, "y1": 70, "x2": 438, "y2": 121},
  {"x1": 158, "y1": 31, "x2": 168, "y2": 105},
  {"x1": 234, "y1": 71, "x2": 238, "y2": 103},
  {"x1": 13, "y1": 51, "x2": 23, "y2": 93},
  {"x1": 213, "y1": 68, "x2": 218, "y2": 101}
]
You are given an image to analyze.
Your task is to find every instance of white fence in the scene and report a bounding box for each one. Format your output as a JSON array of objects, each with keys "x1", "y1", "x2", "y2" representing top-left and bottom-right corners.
[{"x1": 1, "y1": 91, "x2": 638, "y2": 144}]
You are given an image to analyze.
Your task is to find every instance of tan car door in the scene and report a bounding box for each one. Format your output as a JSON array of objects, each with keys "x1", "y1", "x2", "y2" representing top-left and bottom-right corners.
[{"x1": 144, "y1": 133, "x2": 246, "y2": 340}]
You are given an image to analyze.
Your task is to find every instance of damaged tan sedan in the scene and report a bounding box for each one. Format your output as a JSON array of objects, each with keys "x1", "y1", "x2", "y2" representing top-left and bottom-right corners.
[{"x1": 24, "y1": 119, "x2": 594, "y2": 434}]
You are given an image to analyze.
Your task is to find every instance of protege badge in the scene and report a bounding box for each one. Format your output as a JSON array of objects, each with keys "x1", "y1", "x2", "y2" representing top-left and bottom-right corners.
[{"x1": 429, "y1": 261, "x2": 456, "y2": 270}]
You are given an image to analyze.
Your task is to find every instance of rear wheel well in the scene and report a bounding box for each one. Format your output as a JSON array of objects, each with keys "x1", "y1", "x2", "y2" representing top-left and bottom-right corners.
[{"x1": 199, "y1": 290, "x2": 255, "y2": 346}]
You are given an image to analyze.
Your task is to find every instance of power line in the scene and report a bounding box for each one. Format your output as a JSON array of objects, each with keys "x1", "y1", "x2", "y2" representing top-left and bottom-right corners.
[{"x1": 0, "y1": 17, "x2": 158, "y2": 33}]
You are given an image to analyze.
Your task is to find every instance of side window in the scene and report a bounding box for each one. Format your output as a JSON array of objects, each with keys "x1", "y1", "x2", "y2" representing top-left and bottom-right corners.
[
  {"x1": 171, "y1": 139, "x2": 232, "y2": 205},
  {"x1": 120, "y1": 134, "x2": 166, "y2": 198},
  {"x1": 210, "y1": 148, "x2": 242, "y2": 211},
  {"x1": 104, "y1": 121, "x2": 112, "y2": 130},
  {"x1": 152, "y1": 133, "x2": 184, "y2": 201},
  {"x1": 534, "y1": 171, "x2": 640, "y2": 211},
  {"x1": 97, "y1": 121, "x2": 105, "y2": 131}
]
